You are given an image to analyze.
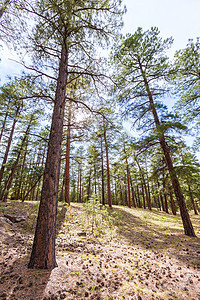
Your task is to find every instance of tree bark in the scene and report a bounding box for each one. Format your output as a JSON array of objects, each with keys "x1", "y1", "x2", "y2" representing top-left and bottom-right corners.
[
  {"x1": 188, "y1": 183, "x2": 198, "y2": 215},
  {"x1": 124, "y1": 145, "x2": 131, "y2": 208},
  {"x1": 103, "y1": 119, "x2": 112, "y2": 208},
  {"x1": 101, "y1": 136, "x2": 105, "y2": 206},
  {"x1": 139, "y1": 59, "x2": 196, "y2": 236},
  {"x1": 28, "y1": 45, "x2": 68, "y2": 269},
  {"x1": 169, "y1": 191, "x2": 176, "y2": 215},
  {"x1": 0, "y1": 107, "x2": 19, "y2": 186},
  {"x1": 64, "y1": 102, "x2": 72, "y2": 204}
]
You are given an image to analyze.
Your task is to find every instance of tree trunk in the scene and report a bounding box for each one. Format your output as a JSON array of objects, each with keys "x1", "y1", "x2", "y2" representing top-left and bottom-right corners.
[
  {"x1": 101, "y1": 137, "x2": 105, "y2": 206},
  {"x1": 139, "y1": 60, "x2": 195, "y2": 236},
  {"x1": 124, "y1": 146, "x2": 131, "y2": 208},
  {"x1": 0, "y1": 107, "x2": 19, "y2": 186},
  {"x1": 0, "y1": 98, "x2": 11, "y2": 144},
  {"x1": 188, "y1": 183, "x2": 198, "y2": 215},
  {"x1": 103, "y1": 119, "x2": 112, "y2": 208},
  {"x1": 1, "y1": 117, "x2": 32, "y2": 202},
  {"x1": 64, "y1": 102, "x2": 71, "y2": 204},
  {"x1": 28, "y1": 45, "x2": 68, "y2": 269},
  {"x1": 130, "y1": 175, "x2": 136, "y2": 208},
  {"x1": 141, "y1": 183, "x2": 146, "y2": 209},
  {"x1": 136, "y1": 185, "x2": 142, "y2": 208},
  {"x1": 163, "y1": 179, "x2": 169, "y2": 214},
  {"x1": 169, "y1": 191, "x2": 176, "y2": 215},
  {"x1": 135, "y1": 156, "x2": 151, "y2": 210},
  {"x1": 16, "y1": 145, "x2": 27, "y2": 201}
]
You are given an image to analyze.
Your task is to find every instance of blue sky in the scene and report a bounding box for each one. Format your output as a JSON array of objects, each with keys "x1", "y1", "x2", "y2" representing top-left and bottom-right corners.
[
  {"x1": 1, "y1": 0, "x2": 200, "y2": 82},
  {"x1": 123, "y1": 0, "x2": 200, "y2": 55}
]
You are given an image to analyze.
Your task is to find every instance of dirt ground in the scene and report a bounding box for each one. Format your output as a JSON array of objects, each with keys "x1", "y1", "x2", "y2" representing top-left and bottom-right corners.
[{"x1": 0, "y1": 201, "x2": 200, "y2": 300}]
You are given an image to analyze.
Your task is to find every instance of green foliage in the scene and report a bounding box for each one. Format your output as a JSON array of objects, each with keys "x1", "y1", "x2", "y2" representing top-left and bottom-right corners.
[
  {"x1": 172, "y1": 38, "x2": 200, "y2": 127},
  {"x1": 83, "y1": 194, "x2": 117, "y2": 237}
]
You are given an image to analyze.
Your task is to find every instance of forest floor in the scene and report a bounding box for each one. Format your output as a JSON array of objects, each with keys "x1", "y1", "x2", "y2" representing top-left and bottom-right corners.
[{"x1": 0, "y1": 201, "x2": 200, "y2": 300}]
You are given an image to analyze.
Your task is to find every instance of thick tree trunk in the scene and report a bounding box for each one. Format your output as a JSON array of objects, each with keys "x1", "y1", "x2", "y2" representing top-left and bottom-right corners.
[
  {"x1": 139, "y1": 61, "x2": 196, "y2": 236},
  {"x1": 28, "y1": 46, "x2": 68, "y2": 269}
]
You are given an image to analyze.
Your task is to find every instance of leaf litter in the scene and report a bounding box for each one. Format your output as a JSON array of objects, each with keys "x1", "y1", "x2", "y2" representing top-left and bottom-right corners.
[{"x1": 0, "y1": 201, "x2": 200, "y2": 300}]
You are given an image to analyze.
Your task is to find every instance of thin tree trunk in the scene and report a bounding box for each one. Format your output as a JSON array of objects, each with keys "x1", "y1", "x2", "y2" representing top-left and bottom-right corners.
[
  {"x1": 135, "y1": 156, "x2": 151, "y2": 210},
  {"x1": 64, "y1": 102, "x2": 72, "y2": 204},
  {"x1": 130, "y1": 175, "x2": 136, "y2": 208},
  {"x1": 137, "y1": 184, "x2": 142, "y2": 208},
  {"x1": 139, "y1": 58, "x2": 195, "y2": 236},
  {"x1": 188, "y1": 183, "x2": 198, "y2": 215},
  {"x1": 0, "y1": 98, "x2": 11, "y2": 144},
  {"x1": 1, "y1": 117, "x2": 32, "y2": 202},
  {"x1": 87, "y1": 169, "x2": 92, "y2": 201},
  {"x1": 17, "y1": 145, "x2": 28, "y2": 200},
  {"x1": 103, "y1": 119, "x2": 112, "y2": 208},
  {"x1": 169, "y1": 191, "x2": 176, "y2": 215},
  {"x1": 124, "y1": 145, "x2": 131, "y2": 208},
  {"x1": 163, "y1": 179, "x2": 169, "y2": 214},
  {"x1": 141, "y1": 183, "x2": 146, "y2": 209},
  {"x1": 0, "y1": 107, "x2": 19, "y2": 186},
  {"x1": 101, "y1": 137, "x2": 105, "y2": 206}
]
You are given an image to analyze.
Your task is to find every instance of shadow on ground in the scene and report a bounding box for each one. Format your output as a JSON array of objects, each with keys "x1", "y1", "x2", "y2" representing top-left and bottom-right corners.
[
  {"x1": 0, "y1": 200, "x2": 68, "y2": 300},
  {"x1": 112, "y1": 206, "x2": 200, "y2": 269}
]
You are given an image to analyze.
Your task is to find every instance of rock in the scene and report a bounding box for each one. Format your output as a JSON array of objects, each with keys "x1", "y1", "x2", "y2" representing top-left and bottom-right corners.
[
  {"x1": 4, "y1": 214, "x2": 26, "y2": 223},
  {"x1": 0, "y1": 217, "x2": 13, "y2": 225}
]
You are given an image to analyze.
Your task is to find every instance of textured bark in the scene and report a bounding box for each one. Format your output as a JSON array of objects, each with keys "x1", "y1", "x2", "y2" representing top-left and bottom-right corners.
[
  {"x1": 28, "y1": 46, "x2": 68, "y2": 269},
  {"x1": 139, "y1": 59, "x2": 195, "y2": 236}
]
